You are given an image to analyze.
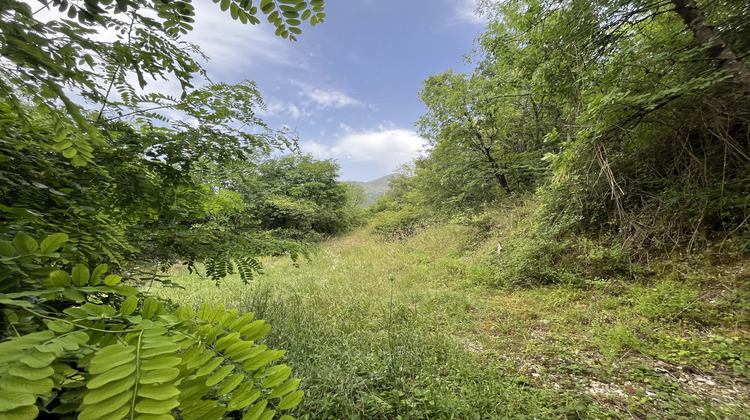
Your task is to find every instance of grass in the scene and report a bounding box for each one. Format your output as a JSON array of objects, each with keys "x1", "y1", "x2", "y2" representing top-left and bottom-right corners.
[{"x1": 151, "y1": 208, "x2": 750, "y2": 419}]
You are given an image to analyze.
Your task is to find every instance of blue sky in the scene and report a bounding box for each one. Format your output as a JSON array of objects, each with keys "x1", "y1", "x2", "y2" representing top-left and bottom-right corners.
[{"x1": 184, "y1": 1, "x2": 486, "y2": 182}]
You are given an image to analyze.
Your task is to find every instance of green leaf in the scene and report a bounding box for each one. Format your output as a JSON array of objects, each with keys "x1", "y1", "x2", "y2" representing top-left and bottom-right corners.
[
  {"x1": 205, "y1": 364, "x2": 234, "y2": 386},
  {"x1": 243, "y1": 399, "x2": 268, "y2": 420},
  {"x1": 135, "y1": 397, "x2": 179, "y2": 414},
  {"x1": 0, "y1": 391, "x2": 36, "y2": 411},
  {"x1": 82, "y1": 376, "x2": 136, "y2": 405},
  {"x1": 71, "y1": 155, "x2": 88, "y2": 167},
  {"x1": 141, "y1": 354, "x2": 182, "y2": 370},
  {"x1": 62, "y1": 147, "x2": 78, "y2": 158},
  {"x1": 184, "y1": 349, "x2": 213, "y2": 370},
  {"x1": 195, "y1": 357, "x2": 224, "y2": 377},
  {"x1": 19, "y1": 351, "x2": 56, "y2": 369},
  {"x1": 139, "y1": 368, "x2": 180, "y2": 384},
  {"x1": 47, "y1": 270, "x2": 71, "y2": 287},
  {"x1": 78, "y1": 391, "x2": 133, "y2": 420},
  {"x1": 268, "y1": 378, "x2": 300, "y2": 399},
  {"x1": 51, "y1": 140, "x2": 72, "y2": 150},
  {"x1": 120, "y1": 295, "x2": 138, "y2": 316},
  {"x1": 0, "y1": 241, "x2": 14, "y2": 257},
  {"x1": 214, "y1": 332, "x2": 241, "y2": 351},
  {"x1": 260, "y1": 0, "x2": 274, "y2": 13},
  {"x1": 225, "y1": 340, "x2": 256, "y2": 359},
  {"x1": 227, "y1": 384, "x2": 260, "y2": 411},
  {"x1": 141, "y1": 297, "x2": 158, "y2": 318},
  {"x1": 0, "y1": 298, "x2": 33, "y2": 308},
  {"x1": 258, "y1": 409, "x2": 276, "y2": 420},
  {"x1": 8, "y1": 365, "x2": 54, "y2": 381},
  {"x1": 216, "y1": 373, "x2": 244, "y2": 395},
  {"x1": 46, "y1": 320, "x2": 74, "y2": 333},
  {"x1": 229, "y1": 312, "x2": 254, "y2": 331},
  {"x1": 90, "y1": 345, "x2": 136, "y2": 374},
  {"x1": 276, "y1": 390, "x2": 303, "y2": 410},
  {"x1": 39, "y1": 233, "x2": 68, "y2": 253},
  {"x1": 137, "y1": 384, "x2": 180, "y2": 401},
  {"x1": 12, "y1": 233, "x2": 37, "y2": 254},
  {"x1": 104, "y1": 274, "x2": 122, "y2": 286},
  {"x1": 62, "y1": 288, "x2": 85, "y2": 302},
  {"x1": 89, "y1": 263, "x2": 108, "y2": 285},
  {"x1": 261, "y1": 365, "x2": 291, "y2": 388},
  {"x1": 140, "y1": 342, "x2": 180, "y2": 358},
  {"x1": 0, "y1": 404, "x2": 39, "y2": 419},
  {"x1": 71, "y1": 264, "x2": 90, "y2": 286},
  {"x1": 239, "y1": 320, "x2": 269, "y2": 340},
  {"x1": 243, "y1": 350, "x2": 284, "y2": 371},
  {"x1": 111, "y1": 285, "x2": 138, "y2": 296},
  {"x1": 87, "y1": 364, "x2": 136, "y2": 389},
  {"x1": 0, "y1": 376, "x2": 54, "y2": 396}
]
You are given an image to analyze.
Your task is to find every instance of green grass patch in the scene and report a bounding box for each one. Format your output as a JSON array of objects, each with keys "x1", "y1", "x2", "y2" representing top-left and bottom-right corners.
[{"x1": 151, "y1": 212, "x2": 750, "y2": 419}]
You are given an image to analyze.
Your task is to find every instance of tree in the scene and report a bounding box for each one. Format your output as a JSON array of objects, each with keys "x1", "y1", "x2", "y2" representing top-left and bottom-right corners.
[
  {"x1": 0, "y1": 0, "x2": 326, "y2": 162},
  {"x1": 477, "y1": 0, "x2": 750, "y2": 251},
  {"x1": 1, "y1": 1, "x2": 329, "y2": 418},
  {"x1": 233, "y1": 155, "x2": 362, "y2": 239}
]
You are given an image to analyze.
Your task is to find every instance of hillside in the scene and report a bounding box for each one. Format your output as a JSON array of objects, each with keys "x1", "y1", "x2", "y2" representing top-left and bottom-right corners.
[{"x1": 354, "y1": 173, "x2": 395, "y2": 206}]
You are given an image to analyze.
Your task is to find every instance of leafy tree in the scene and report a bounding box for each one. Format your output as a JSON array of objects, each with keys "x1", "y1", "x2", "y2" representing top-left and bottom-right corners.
[
  {"x1": 438, "y1": 0, "x2": 750, "y2": 254},
  {"x1": 1, "y1": 0, "x2": 332, "y2": 418},
  {"x1": 231, "y1": 155, "x2": 364, "y2": 240},
  {"x1": 0, "y1": 0, "x2": 326, "y2": 160}
]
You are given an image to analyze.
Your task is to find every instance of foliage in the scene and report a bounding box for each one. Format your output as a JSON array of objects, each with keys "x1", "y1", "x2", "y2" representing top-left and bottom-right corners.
[
  {"x1": 0, "y1": 101, "x2": 308, "y2": 284},
  {"x1": 0, "y1": 232, "x2": 302, "y2": 419},
  {"x1": 368, "y1": 172, "x2": 435, "y2": 238},
  {"x1": 0, "y1": 0, "x2": 326, "y2": 157},
  {"x1": 0, "y1": 0, "x2": 338, "y2": 417},
  {"x1": 372, "y1": 0, "x2": 750, "y2": 276},
  {"x1": 482, "y1": 0, "x2": 750, "y2": 254},
  {"x1": 223, "y1": 155, "x2": 365, "y2": 241}
]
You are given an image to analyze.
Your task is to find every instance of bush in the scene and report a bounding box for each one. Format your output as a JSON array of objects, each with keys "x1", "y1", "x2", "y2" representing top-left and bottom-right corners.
[{"x1": 369, "y1": 205, "x2": 433, "y2": 239}]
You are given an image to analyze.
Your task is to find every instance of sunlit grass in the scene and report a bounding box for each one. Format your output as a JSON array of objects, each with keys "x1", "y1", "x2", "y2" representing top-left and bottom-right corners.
[{"x1": 150, "y1": 214, "x2": 750, "y2": 419}]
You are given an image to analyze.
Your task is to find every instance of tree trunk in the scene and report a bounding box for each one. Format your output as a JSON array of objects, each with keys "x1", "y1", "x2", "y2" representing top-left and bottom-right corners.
[
  {"x1": 485, "y1": 152, "x2": 512, "y2": 194},
  {"x1": 671, "y1": 0, "x2": 750, "y2": 95}
]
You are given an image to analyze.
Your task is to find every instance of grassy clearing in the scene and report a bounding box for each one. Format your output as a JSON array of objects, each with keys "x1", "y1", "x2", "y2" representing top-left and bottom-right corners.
[{"x1": 152, "y1": 210, "x2": 750, "y2": 419}]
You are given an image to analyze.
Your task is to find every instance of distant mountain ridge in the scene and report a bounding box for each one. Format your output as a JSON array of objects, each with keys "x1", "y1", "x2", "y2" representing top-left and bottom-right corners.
[{"x1": 353, "y1": 174, "x2": 395, "y2": 206}]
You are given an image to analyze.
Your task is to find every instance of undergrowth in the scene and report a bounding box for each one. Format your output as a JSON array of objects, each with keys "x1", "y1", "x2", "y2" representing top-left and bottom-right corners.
[{"x1": 155, "y1": 200, "x2": 750, "y2": 418}]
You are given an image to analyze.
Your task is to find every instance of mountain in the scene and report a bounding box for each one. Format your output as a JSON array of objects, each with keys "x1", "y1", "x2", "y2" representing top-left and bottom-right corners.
[{"x1": 352, "y1": 174, "x2": 395, "y2": 206}]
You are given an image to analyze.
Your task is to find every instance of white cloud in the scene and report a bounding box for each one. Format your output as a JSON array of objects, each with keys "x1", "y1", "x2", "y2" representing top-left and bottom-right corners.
[
  {"x1": 184, "y1": 2, "x2": 303, "y2": 71},
  {"x1": 290, "y1": 81, "x2": 363, "y2": 110},
  {"x1": 307, "y1": 88, "x2": 361, "y2": 109},
  {"x1": 254, "y1": 82, "x2": 364, "y2": 120},
  {"x1": 445, "y1": 0, "x2": 485, "y2": 26},
  {"x1": 338, "y1": 123, "x2": 353, "y2": 133},
  {"x1": 300, "y1": 127, "x2": 427, "y2": 172},
  {"x1": 257, "y1": 99, "x2": 313, "y2": 120}
]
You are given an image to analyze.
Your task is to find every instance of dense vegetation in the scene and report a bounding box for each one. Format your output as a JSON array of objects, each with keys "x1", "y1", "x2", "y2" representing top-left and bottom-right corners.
[
  {"x1": 373, "y1": 0, "x2": 750, "y2": 275},
  {"x1": 155, "y1": 219, "x2": 750, "y2": 419},
  {"x1": 1, "y1": 0, "x2": 749, "y2": 418},
  {"x1": 0, "y1": 1, "x2": 360, "y2": 419}
]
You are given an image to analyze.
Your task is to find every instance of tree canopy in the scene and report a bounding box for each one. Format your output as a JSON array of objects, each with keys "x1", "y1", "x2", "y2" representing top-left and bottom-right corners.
[
  {"x1": 375, "y1": 0, "x2": 749, "y2": 262},
  {"x1": 0, "y1": 2, "x2": 371, "y2": 419}
]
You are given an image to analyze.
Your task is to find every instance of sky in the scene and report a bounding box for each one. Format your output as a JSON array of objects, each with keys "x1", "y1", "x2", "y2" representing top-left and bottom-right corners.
[{"x1": 181, "y1": 0, "x2": 487, "y2": 182}]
